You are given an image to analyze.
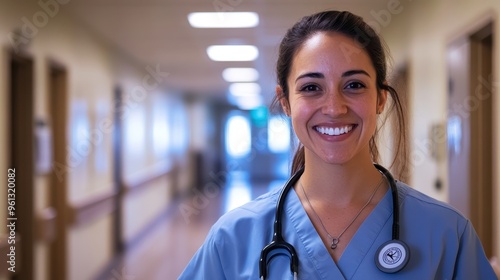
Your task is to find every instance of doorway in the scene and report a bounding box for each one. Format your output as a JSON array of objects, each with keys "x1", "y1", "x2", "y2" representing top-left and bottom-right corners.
[{"x1": 447, "y1": 22, "x2": 494, "y2": 257}]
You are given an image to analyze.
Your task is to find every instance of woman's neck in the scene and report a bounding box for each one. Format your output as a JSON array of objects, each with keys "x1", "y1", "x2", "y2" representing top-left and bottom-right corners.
[{"x1": 299, "y1": 151, "x2": 384, "y2": 207}]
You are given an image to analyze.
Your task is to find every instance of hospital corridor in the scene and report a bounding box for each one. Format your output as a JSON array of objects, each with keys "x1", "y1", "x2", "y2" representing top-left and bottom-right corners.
[{"x1": 1, "y1": 0, "x2": 500, "y2": 279}]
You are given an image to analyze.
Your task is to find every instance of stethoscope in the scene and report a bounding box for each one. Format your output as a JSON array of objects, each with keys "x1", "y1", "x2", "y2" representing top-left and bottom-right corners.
[{"x1": 259, "y1": 163, "x2": 410, "y2": 279}]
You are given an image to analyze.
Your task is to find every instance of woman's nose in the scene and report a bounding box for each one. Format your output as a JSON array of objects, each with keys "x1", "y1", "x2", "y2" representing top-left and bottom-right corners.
[{"x1": 322, "y1": 90, "x2": 348, "y2": 116}]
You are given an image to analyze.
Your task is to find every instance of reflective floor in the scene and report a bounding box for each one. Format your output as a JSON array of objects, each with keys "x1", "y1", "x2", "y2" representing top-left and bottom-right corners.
[{"x1": 103, "y1": 172, "x2": 286, "y2": 280}]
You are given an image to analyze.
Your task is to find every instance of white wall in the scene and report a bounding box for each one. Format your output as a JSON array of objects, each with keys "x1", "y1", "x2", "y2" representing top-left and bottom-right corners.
[
  {"x1": 380, "y1": 0, "x2": 500, "y2": 258},
  {"x1": 0, "y1": 2, "x2": 117, "y2": 278},
  {"x1": 0, "y1": 2, "x2": 182, "y2": 279}
]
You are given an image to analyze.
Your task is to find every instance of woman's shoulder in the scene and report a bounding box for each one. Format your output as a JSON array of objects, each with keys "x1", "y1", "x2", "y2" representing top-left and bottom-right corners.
[
  {"x1": 179, "y1": 187, "x2": 283, "y2": 279},
  {"x1": 396, "y1": 181, "x2": 469, "y2": 225}
]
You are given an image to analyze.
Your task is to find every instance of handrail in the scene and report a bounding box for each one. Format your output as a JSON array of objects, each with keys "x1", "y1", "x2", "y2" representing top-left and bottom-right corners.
[
  {"x1": 69, "y1": 190, "x2": 118, "y2": 227},
  {"x1": 68, "y1": 161, "x2": 174, "y2": 227},
  {"x1": 123, "y1": 160, "x2": 173, "y2": 192}
]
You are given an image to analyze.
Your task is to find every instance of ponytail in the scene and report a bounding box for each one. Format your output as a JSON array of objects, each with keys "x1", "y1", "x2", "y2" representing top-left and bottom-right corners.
[{"x1": 291, "y1": 144, "x2": 305, "y2": 175}]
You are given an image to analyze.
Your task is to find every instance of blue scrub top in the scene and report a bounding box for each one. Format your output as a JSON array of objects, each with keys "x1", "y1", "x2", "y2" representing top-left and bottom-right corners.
[{"x1": 179, "y1": 181, "x2": 498, "y2": 279}]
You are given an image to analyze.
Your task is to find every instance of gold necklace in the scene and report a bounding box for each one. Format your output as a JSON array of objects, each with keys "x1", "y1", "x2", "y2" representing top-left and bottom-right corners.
[{"x1": 299, "y1": 176, "x2": 384, "y2": 250}]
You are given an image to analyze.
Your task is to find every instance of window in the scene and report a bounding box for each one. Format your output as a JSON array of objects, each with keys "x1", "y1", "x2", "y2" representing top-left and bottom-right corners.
[
  {"x1": 225, "y1": 114, "x2": 251, "y2": 158},
  {"x1": 152, "y1": 98, "x2": 169, "y2": 156},
  {"x1": 268, "y1": 116, "x2": 290, "y2": 153}
]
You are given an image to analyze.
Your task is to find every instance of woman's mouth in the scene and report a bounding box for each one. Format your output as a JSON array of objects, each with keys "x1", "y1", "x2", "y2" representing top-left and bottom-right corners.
[{"x1": 314, "y1": 125, "x2": 354, "y2": 136}]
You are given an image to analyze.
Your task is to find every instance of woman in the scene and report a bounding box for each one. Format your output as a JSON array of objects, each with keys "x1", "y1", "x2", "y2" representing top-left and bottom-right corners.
[{"x1": 179, "y1": 10, "x2": 497, "y2": 279}]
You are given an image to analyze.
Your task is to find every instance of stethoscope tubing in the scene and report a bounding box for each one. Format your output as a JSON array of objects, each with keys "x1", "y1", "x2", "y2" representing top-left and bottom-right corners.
[
  {"x1": 374, "y1": 163, "x2": 400, "y2": 240},
  {"x1": 259, "y1": 168, "x2": 303, "y2": 279},
  {"x1": 259, "y1": 163, "x2": 403, "y2": 279}
]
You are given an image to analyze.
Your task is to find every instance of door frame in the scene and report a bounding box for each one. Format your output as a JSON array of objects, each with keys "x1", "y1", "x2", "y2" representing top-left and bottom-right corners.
[
  {"x1": 468, "y1": 23, "x2": 494, "y2": 258},
  {"x1": 10, "y1": 51, "x2": 35, "y2": 280},
  {"x1": 48, "y1": 60, "x2": 69, "y2": 280},
  {"x1": 446, "y1": 17, "x2": 495, "y2": 258}
]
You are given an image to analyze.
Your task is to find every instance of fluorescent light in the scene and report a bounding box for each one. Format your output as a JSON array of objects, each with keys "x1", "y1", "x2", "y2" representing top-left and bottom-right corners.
[
  {"x1": 222, "y1": 68, "x2": 259, "y2": 82},
  {"x1": 229, "y1": 83, "x2": 261, "y2": 97},
  {"x1": 207, "y1": 45, "x2": 258, "y2": 61},
  {"x1": 188, "y1": 12, "x2": 259, "y2": 28}
]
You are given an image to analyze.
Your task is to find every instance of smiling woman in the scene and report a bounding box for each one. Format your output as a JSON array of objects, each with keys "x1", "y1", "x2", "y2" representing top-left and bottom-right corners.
[
  {"x1": 278, "y1": 31, "x2": 385, "y2": 169},
  {"x1": 179, "y1": 10, "x2": 497, "y2": 280}
]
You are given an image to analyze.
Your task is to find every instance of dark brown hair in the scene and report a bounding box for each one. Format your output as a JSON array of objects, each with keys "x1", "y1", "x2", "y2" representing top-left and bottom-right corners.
[{"x1": 272, "y1": 10, "x2": 407, "y2": 177}]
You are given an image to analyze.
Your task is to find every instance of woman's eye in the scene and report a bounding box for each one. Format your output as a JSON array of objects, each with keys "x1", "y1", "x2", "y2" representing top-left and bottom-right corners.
[
  {"x1": 300, "y1": 84, "x2": 320, "y2": 92},
  {"x1": 345, "y1": 82, "x2": 365, "y2": 90}
]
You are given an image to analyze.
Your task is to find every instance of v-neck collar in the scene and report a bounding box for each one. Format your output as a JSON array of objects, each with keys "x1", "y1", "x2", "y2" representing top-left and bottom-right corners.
[{"x1": 285, "y1": 186, "x2": 393, "y2": 279}]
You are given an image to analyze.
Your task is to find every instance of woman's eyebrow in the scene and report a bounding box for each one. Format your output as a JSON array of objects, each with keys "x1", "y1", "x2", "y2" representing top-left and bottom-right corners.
[
  {"x1": 295, "y1": 72, "x2": 324, "y2": 82},
  {"x1": 342, "y1": 69, "x2": 371, "y2": 77},
  {"x1": 295, "y1": 69, "x2": 370, "y2": 82}
]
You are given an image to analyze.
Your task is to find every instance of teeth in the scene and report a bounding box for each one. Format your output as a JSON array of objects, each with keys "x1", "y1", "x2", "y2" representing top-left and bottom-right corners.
[{"x1": 315, "y1": 125, "x2": 353, "y2": 136}]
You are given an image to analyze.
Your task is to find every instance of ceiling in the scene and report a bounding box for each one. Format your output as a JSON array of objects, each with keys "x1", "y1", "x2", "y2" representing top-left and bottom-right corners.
[{"x1": 67, "y1": 0, "x2": 393, "y2": 105}]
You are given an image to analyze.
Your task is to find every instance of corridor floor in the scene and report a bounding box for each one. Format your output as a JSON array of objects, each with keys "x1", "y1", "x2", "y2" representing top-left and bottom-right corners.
[{"x1": 102, "y1": 174, "x2": 286, "y2": 280}]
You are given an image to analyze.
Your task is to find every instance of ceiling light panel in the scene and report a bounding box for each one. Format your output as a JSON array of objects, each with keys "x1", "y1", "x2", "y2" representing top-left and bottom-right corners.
[
  {"x1": 188, "y1": 12, "x2": 259, "y2": 28},
  {"x1": 207, "y1": 45, "x2": 258, "y2": 61},
  {"x1": 222, "y1": 68, "x2": 259, "y2": 82}
]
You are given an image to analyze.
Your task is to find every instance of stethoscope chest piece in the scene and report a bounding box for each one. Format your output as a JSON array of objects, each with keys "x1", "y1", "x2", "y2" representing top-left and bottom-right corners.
[{"x1": 375, "y1": 239, "x2": 410, "y2": 273}]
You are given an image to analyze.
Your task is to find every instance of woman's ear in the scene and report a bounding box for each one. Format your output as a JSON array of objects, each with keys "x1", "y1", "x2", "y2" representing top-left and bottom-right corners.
[
  {"x1": 377, "y1": 83, "x2": 389, "y2": 114},
  {"x1": 276, "y1": 85, "x2": 291, "y2": 116}
]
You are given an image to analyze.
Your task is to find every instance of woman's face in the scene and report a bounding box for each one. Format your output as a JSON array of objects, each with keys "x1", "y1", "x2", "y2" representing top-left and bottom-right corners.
[{"x1": 280, "y1": 31, "x2": 387, "y2": 166}]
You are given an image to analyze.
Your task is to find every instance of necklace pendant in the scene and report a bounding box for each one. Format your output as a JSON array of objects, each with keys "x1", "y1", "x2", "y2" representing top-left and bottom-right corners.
[{"x1": 331, "y1": 238, "x2": 339, "y2": 249}]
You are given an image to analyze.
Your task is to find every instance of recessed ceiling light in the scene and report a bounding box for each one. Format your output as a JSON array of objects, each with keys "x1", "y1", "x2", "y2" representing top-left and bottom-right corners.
[
  {"x1": 188, "y1": 12, "x2": 259, "y2": 28},
  {"x1": 222, "y1": 68, "x2": 259, "y2": 82},
  {"x1": 207, "y1": 45, "x2": 258, "y2": 61},
  {"x1": 229, "y1": 83, "x2": 261, "y2": 97}
]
